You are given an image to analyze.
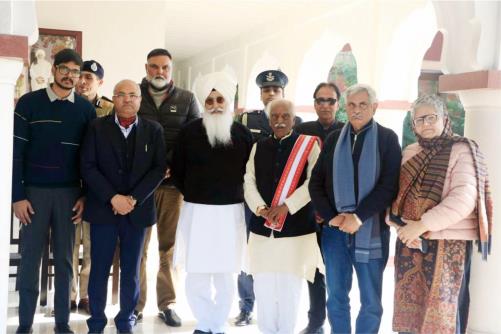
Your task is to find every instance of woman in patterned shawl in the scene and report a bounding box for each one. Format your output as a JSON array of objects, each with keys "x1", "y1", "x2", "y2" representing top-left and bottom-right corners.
[{"x1": 389, "y1": 94, "x2": 492, "y2": 334}]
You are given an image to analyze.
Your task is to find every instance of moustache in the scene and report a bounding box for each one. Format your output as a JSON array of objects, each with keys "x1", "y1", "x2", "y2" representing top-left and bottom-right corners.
[
  {"x1": 62, "y1": 77, "x2": 73, "y2": 84},
  {"x1": 274, "y1": 123, "x2": 287, "y2": 129},
  {"x1": 206, "y1": 108, "x2": 225, "y2": 114}
]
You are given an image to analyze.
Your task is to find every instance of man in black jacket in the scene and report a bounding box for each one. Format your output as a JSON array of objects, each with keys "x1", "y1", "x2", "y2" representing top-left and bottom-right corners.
[
  {"x1": 135, "y1": 48, "x2": 200, "y2": 326},
  {"x1": 309, "y1": 84, "x2": 401, "y2": 334},
  {"x1": 295, "y1": 82, "x2": 344, "y2": 334},
  {"x1": 81, "y1": 79, "x2": 166, "y2": 334}
]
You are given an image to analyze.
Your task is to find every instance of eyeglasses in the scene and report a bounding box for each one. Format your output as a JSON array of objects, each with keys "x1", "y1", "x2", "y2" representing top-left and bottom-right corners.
[
  {"x1": 346, "y1": 102, "x2": 370, "y2": 111},
  {"x1": 314, "y1": 97, "x2": 337, "y2": 105},
  {"x1": 205, "y1": 96, "x2": 225, "y2": 105},
  {"x1": 56, "y1": 65, "x2": 81, "y2": 77},
  {"x1": 413, "y1": 114, "x2": 440, "y2": 127},
  {"x1": 113, "y1": 93, "x2": 141, "y2": 100}
]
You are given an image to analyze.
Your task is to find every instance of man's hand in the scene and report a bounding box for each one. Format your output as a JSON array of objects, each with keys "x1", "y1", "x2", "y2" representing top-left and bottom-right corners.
[
  {"x1": 338, "y1": 213, "x2": 362, "y2": 234},
  {"x1": 164, "y1": 168, "x2": 171, "y2": 179},
  {"x1": 397, "y1": 219, "x2": 427, "y2": 247},
  {"x1": 267, "y1": 204, "x2": 289, "y2": 224},
  {"x1": 13, "y1": 200, "x2": 35, "y2": 225},
  {"x1": 111, "y1": 194, "x2": 135, "y2": 215},
  {"x1": 258, "y1": 207, "x2": 270, "y2": 220},
  {"x1": 72, "y1": 197, "x2": 85, "y2": 224},
  {"x1": 328, "y1": 215, "x2": 345, "y2": 227}
]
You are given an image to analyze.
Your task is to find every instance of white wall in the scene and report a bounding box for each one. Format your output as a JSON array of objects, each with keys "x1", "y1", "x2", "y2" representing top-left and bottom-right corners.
[{"x1": 35, "y1": 1, "x2": 167, "y2": 98}]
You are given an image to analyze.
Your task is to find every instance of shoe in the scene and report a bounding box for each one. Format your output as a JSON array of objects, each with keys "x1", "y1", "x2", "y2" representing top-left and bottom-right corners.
[
  {"x1": 234, "y1": 310, "x2": 252, "y2": 326},
  {"x1": 117, "y1": 330, "x2": 133, "y2": 334},
  {"x1": 15, "y1": 326, "x2": 33, "y2": 334},
  {"x1": 78, "y1": 298, "x2": 90, "y2": 314},
  {"x1": 54, "y1": 323, "x2": 75, "y2": 334},
  {"x1": 193, "y1": 330, "x2": 211, "y2": 334},
  {"x1": 70, "y1": 300, "x2": 77, "y2": 311},
  {"x1": 133, "y1": 310, "x2": 143, "y2": 322},
  {"x1": 159, "y1": 308, "x2": 182, "y2": 327},
  {"x1": 298, "y1": 325, "x2": 324, "y2": 334}
]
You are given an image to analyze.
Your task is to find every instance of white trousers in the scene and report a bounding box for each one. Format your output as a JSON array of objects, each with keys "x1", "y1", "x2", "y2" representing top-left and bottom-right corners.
[
  {"x1": 185, "y1": 273, "x2": 235, "y2": 333},
  {"x1": 254, "y1": 272, "x2": 303, "y2": 334}
]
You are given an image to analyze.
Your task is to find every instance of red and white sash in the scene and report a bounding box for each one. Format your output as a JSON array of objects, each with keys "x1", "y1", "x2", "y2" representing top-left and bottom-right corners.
[{"x1": 265, "y1": 134, "x2": 318, "y2": 232}]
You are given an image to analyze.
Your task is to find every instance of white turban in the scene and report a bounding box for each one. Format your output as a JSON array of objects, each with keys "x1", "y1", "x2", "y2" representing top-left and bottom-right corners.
[{"x1": 195, "y1": 71, "x2": 237, "y2": 107}]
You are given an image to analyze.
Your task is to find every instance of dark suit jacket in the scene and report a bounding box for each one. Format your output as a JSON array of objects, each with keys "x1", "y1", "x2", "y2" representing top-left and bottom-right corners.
[{"x1": 81, "y1": 114, "x2": 167, "y2": 227}]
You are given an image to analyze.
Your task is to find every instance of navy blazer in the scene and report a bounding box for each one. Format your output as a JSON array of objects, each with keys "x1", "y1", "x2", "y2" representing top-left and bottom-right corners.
[
  {"x1": 80, "y1": 114, "x2": 167, "y2": 227},
  {"x1": 308, "y1": 121, "x2": 401, "y2": 225}
]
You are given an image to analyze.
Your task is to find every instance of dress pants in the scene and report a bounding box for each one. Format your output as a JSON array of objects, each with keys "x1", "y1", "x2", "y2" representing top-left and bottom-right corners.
[
  {"x1": 185, "y1": 273, "x2": 235, "y2": 333},
  {"x1": 136, "y1": 186, "x2": 182, "y2": 312},
  {"x1": 322, "y1": 226, "x2": 389, "y2": 334},
  {"x1": 87, "y1": 218, "x2": 145, "y2": 333},
  {"x1": 254, "y1": 272, "x2": 303, "y2": 334},
  {"x1": 306, "y1": 229, "x2": 326, "y2": 329},
  {"x1": 237, "y1": 203, "x2": 255, "y2": 313},
  {"x1": 17, "y1": 187, "x2": 80, "y2": 328},
  {"x1": 71, "y1": 221, "x2": 91, "y2": 301}
]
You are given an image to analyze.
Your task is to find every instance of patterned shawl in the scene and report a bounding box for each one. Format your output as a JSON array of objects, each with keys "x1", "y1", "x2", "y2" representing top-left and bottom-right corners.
[{"x1": 391, "y1": 116, "x2": 493, "y2": 260}]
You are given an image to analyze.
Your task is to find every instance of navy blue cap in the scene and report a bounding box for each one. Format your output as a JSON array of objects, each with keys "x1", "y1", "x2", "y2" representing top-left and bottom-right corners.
[
  {"x1": 82, "y1": 60, "x2": 104, "y2": 79},
  {"x1": 256, "y1": 70, "x2": 288, "y2": 88}
]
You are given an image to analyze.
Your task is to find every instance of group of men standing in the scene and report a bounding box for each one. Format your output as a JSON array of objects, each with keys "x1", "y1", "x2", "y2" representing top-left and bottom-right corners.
[{"x1": 12, "y1": 46, "x2": 401, "y2": 334}]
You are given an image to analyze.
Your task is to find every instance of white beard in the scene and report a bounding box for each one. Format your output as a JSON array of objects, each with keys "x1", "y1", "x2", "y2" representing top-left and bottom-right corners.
[
  {"x1": 202, "y1": 108, "x2": 233, "y2": 148},
  {"x1": 149, "y1": 76, "x2": 168, "y2": 90}
]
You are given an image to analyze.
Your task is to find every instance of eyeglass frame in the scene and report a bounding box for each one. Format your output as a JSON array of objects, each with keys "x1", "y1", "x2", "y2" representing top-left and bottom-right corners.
[
  {"x1": 205, "y1": 96, "x2": 225, "y2": 105},
  {"x1": 314, "y1": 97, "x2": 337, "y2": 105},
  {"x1": 113, "y1": 93, "x2": 141, "y2": 100},
  {"x1": 56, "y1": 65, "x2": 81, "y2": 78},
  {"x1": 413, "y1": 113, "x2": 441, "y2": 127}
]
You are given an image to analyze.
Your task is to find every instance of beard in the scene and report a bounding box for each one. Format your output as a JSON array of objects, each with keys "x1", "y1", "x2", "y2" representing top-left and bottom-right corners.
[
  {"x1": 55, "y1": 76, "x2": 74, "y2": 91},
  {"x1": 202, "y1": 107, "x2": 234, "y2": 148},
  {"x1": 148, "y1": 76, "x2": 169, "y2": 90}
]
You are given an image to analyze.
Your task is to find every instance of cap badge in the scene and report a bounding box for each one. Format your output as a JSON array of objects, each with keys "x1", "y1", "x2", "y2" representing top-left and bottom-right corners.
[
  {"x1": 266, "y1": 72, "x2": 275, "y2": 82},
  {"x1": 91, "y1": 62, "x2": 98, "y2": 72}
]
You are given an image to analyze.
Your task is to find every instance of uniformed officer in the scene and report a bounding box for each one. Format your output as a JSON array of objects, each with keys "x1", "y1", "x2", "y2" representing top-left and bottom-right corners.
[
  {"x1": 238, "y1": 70, "x2": 301, "y2": 143},
  {"x1": 71, "y1": 60, "x2": 114, "y2": 314},
  {"x1": 77, "y1": 60, "x2": 114, "y2": 118}
]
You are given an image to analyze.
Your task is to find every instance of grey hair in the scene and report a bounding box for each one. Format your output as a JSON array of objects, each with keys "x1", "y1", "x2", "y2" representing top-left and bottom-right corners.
[
  {"x1": 113, "y1": 79, "x2": 141, "y2": 95},
  {"x1": 344, "y1": 84, "x2": 378, "y2": 104},
  {"x1": 410, "y1": 94, "x2": 447, "y2": 119},
  {"x1": 265, "y1": 98, "x2": 295, "y2": 118}
]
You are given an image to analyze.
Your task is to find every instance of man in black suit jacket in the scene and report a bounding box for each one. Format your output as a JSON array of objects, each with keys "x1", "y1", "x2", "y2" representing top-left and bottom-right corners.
[{"x1": 80, "y1": 79, "x2": 166, "y2": 334}]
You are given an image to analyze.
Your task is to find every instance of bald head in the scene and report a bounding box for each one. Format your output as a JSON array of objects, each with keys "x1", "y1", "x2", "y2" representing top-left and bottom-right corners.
[{"x1": 112, "y1": 79, "x2": 142, "y2": 118}]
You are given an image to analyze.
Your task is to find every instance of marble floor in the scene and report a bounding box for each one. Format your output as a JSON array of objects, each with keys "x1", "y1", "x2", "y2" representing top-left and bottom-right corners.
[{"x1": 6, "y1": 226, "x2": 397, "y2": 333}]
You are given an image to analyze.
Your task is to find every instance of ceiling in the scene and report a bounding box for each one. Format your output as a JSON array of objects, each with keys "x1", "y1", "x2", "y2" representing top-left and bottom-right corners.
[{"x1": 159, "y1": 0, "x2": 343, "y2": 60}]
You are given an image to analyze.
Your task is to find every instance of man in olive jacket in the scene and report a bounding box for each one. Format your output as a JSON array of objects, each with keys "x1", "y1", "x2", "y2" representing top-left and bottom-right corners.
[{"x1": 135, "y1": 48, "x2": 200, "y2": 326}]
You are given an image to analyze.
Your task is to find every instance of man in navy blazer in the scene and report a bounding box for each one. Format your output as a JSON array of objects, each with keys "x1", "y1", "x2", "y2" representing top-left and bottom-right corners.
[{"x1": 80, "y1": 79, "x2": 166, "y2": 334}]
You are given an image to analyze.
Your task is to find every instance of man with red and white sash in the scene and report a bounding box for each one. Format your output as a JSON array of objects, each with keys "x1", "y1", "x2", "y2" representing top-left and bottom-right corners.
[{"x1": 244, "y1": 99, "x2": 324, "y2": 334}]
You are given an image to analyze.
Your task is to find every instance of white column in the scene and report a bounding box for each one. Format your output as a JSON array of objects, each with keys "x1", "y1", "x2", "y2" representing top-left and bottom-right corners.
[
  {"x1": 0, "y1": 57, "x2": 23, "y2": 334},
  {"x1": 458, "y1": 89, "x2": 501, "y2": 334}
]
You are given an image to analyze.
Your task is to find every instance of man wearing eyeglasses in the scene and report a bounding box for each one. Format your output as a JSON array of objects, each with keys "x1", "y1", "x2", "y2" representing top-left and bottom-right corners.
[
  {"x1": 81, "y1": 79, "x2": 167, "y2": 334},
  {"x1": 171, "y1": 72, "x2": 252, "y2": 334},
  {"x1": 293, "y1": 82, "x2": 344, "y2": 334},
  {"x1": 135, "y1": 48, "x2": 200, "y2": 327},
  {"x1": 69, "y1": 60, "x2": 113, "y2": 315},
  {"x1": 12, "y1": 48, "x2": 96, "y2": 334},
  {"x1": 309, "y1": 84, "x2": 401, "y2": 334}
]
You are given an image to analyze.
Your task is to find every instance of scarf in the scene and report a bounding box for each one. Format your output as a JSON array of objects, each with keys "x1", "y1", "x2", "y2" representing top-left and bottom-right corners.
[
  {"x1": 392, "y1": 116, "x2": 493, "y2": 259},
  {"x1": 118, "y1": 115, "x2": 137, "y2": 129},
  {"x1": 333, "y1": 121, "x2": 382, "y2": 263}
]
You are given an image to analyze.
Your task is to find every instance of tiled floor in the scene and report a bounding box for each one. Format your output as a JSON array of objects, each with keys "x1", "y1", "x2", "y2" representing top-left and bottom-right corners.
[{"x1": 6, "y1": 226, "x2": 397, "y2": 333}]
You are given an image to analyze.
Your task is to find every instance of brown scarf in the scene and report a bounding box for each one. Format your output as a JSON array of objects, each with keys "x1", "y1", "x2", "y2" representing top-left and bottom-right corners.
[{"x1": 392, "y1": 116, "x2": 493, "y2": 259}]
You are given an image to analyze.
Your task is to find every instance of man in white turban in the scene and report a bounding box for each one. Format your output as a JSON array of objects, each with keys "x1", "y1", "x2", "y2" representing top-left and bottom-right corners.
[{"x1": 171, "y1": 72, "x2": 253, "y2": 334}]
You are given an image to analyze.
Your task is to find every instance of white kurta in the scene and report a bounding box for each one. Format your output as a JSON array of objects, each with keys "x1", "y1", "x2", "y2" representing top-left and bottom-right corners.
[{"x1": 173, "y1": 201, "x2": 246, "y2": 273}]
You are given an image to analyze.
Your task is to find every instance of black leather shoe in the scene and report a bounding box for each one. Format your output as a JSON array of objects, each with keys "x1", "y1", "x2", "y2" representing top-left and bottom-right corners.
[
  {"x1": 133, "y1": 310, "x2": 143, "y2": 322},
  {"x1": 15, "y1": 326, "x2": 33, "y2": 334},
  {"x1": 117, "y1": 330, "x2": 133, "y2": 334},
  {"x1": 54, "y1": 323, "x2": 75, "y2": 334},
  {"x1": 299, "y1": 325, "x2": 324, "y2": 334},
  {"x1": 193, "y1": 330, "x2": 211, "y2": 334},
  {"x1": 159, "y1": 308, "x2": 182, "y2": 327},
  {"x1": 234, "y1": 310, "x2": 252, "y2": 326}
]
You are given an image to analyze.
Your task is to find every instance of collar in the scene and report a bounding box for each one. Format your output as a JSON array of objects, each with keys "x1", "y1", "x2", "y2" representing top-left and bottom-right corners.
[
  {"x1": 273, "y1": 130, "x2": 293, "y2": 142},
  {"x1": 317, "y1": 119, "x2": 337, "y2": 130},
  {"x1": 46, "y1": 84, "x2": 75, "y2": 103},
  {"x1": 114, "y1": 113, "x2": 139, "y2": 129}
]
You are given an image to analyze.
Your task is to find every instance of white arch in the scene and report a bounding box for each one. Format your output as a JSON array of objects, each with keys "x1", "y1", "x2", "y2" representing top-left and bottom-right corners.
[
  {"x1": 378, "y1": 1, "x2": 437, "y2": 102},
  {"x1": 295, "y1": 30, "x2": 348, "y2": 106}
]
